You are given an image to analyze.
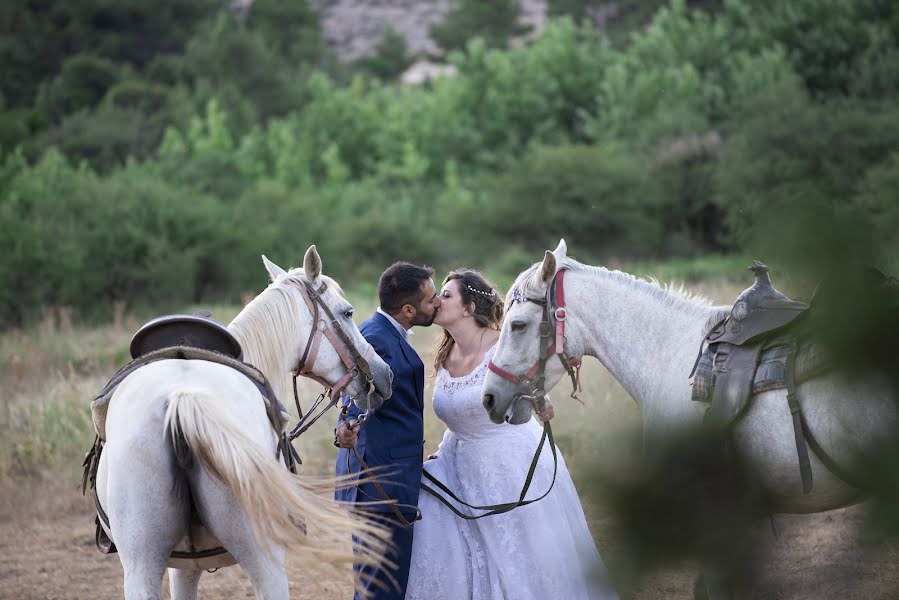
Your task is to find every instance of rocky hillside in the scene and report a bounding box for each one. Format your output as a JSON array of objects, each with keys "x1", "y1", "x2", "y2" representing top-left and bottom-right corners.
[{"x1": 310, "y1": 0, "x2": 550, "y2": 60}]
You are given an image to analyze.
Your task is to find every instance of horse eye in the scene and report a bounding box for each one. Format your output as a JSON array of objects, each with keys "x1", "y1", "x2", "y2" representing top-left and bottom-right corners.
[
  {"x1": 511, "y1": 321, "x2": 526, "y2": 332},
  {"x1": 343, "y1": 308, "x2": 354, "y2": 319}
]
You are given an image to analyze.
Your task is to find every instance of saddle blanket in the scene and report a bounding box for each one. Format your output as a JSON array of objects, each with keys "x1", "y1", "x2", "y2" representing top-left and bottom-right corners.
[{"x1": 692, "y1": 335, "x2": 830, "y2": 404}]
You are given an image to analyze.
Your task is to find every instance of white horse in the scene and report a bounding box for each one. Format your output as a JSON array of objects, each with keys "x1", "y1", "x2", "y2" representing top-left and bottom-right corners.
[
  {"x1": 483, "y1": 240, "x2": 897, "y2": 514},
  {"x1": 94, "y1": 246, "x2": 394, "y2": 600}
]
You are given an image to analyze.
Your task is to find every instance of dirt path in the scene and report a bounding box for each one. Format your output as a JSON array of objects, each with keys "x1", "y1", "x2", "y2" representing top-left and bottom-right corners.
[
  {"x1": 0, "y1": 479, "x2": 353, "y2": 600},
  {"x1": 1, "y1": 478, "x2": 896, "y2": 599}
]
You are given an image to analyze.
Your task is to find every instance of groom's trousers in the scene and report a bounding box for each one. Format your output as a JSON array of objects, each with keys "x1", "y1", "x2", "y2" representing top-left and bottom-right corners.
[{"x1": 353, "y1": 511, "x2": 415, "y2": 600}]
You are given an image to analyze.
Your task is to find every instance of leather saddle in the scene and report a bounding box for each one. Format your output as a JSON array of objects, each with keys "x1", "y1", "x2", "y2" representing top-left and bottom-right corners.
[
  {"x1": 129, "y1": 312, "x2": 243, "y2": 360},
  {"x1": 691, "y1": 263, "x2": 898, "y2": 495},
  {"x1": 692, "y1": 261, "x2": 815, "y2": 492},
  {"x1": 694, "y1": 261, "x2": 809, "y2": 419},
  {"x1": 705, "y1": 260, "x2": 808, "y2": 348}
]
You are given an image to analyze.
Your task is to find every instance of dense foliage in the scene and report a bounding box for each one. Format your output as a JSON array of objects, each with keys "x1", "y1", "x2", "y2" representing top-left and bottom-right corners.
[{"x1": 1, "y1": 0, "x2": 897, "y2": 324}]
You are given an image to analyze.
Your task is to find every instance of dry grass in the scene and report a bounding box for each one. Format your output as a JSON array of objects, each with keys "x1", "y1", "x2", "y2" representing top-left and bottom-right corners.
[{"x1": 2, "y1": 280, "x2": 898, "y2": 599}]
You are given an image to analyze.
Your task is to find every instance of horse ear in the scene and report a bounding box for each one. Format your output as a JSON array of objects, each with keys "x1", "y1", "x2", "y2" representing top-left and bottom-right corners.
[
  {"x1": 303, "y1": 244, "x2": 322, "y2": 283},
  {"x1": 262, "y1": 255, "x2": 286, "y2": 281},
  {"x1": 553, "y1": 238, "x2": 567, "y2": 260},
  {"x1": 540, "y1": 250, "x2": 556, "y2": 284}
]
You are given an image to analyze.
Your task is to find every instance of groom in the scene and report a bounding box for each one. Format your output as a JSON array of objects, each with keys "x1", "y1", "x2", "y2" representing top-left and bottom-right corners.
[{"x1": 335, "y1": 261, "x2": 440, "y2": 600}]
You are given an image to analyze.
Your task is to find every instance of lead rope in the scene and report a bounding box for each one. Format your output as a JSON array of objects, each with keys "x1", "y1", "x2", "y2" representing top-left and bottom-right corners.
[
  {"x1": 341, "y1": 407, "x2": 421, "y2": 528},
  {"x1": 420, "y1": 417, "x2": 558, "y2": 520}
]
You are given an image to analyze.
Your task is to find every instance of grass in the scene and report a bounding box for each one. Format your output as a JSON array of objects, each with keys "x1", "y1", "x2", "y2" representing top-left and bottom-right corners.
[
  {"x1": 0, "y1": 265, "x2": 750, "y2": 487},
  {"x1": 4, "y1": 268, "x2": 898, "y2": 598}
]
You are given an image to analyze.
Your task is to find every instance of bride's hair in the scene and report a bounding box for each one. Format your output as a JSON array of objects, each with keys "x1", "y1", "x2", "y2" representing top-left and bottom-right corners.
[{"x1": 433, "y1": 269, "x2": 504, "y2": 374}]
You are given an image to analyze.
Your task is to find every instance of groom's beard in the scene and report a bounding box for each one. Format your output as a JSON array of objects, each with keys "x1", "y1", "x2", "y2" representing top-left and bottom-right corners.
[{"x1": 411, "y1": 307, "x2": 437, "y2": 328}]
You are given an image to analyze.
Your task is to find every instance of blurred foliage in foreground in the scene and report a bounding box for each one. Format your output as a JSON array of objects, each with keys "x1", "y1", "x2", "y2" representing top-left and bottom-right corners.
[
  {"x1": 1, "y1": 0, "x2": 897, "y2": 325},
  {"x1": 582, "y1": 205, "x2": 899, "y2": 597}
]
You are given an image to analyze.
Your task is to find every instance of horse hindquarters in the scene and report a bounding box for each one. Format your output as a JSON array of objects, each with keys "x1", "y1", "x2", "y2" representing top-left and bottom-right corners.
[
  {"x1": 101, "y1": 395, "x2": 191, "y2": 600},
  {"x1": 163, "y1": 388, "x2": 290, "y2": 598}
]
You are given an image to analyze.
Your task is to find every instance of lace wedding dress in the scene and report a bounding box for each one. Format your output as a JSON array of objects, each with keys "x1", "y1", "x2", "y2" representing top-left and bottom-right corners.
[{"x1": 405, "y1": 345, "x2": 618, "y2": 599}]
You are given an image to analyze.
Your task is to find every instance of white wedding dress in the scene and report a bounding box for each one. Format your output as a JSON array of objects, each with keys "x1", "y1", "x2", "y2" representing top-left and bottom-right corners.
[{"x1": 405, "y1": 345, "x2": 618, "y2": 600}]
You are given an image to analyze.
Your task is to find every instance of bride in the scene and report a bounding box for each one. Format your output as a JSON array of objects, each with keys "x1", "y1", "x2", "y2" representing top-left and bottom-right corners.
[{"x1": 405, "y1": 270, "x2": 618, "y2": 599}]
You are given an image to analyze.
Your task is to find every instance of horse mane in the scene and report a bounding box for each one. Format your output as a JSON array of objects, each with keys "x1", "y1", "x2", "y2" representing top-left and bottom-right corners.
[
  {"x1": 508, "y1": 256, "x2": 717, "y2": 318},
  {"x1": 229, "y1": 268, "x2": 342, "y2": 401}
]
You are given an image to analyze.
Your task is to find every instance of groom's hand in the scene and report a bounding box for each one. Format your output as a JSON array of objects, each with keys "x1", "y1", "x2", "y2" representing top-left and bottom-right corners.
[
  {"x1": 534, "y1": 396, "x2": 554, "y2": 422},
  {"x1": 335, "y1": 420, "x2": 360, "y2": 448}
]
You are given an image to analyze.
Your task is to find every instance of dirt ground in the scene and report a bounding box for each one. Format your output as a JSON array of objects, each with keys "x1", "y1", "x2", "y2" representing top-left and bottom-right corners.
[{"x1": 1, "y1": 477, "x2": 897, "y2": 600}]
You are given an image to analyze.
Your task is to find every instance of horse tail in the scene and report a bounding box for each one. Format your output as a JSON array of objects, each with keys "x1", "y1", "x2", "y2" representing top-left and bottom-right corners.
[{"x1": 163, "y1": 388, "x2": 390, "y2": 571}]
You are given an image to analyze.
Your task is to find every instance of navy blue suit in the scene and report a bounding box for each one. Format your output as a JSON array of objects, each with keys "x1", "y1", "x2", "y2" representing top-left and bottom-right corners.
[{"x1": 336, "y1": 311, "x2": 424, "y2": 599}]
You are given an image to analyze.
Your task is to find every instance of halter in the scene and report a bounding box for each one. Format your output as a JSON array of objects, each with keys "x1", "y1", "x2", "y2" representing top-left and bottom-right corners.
[
  {"x1": 487, "y1": 269, "x2": 583, "y2": 405},
  {"x1": 283, "y1": 278, "x2": 377, "y2": 441},
  {"x1": 420, "y1": 272, "x2": 577, "y2": 518}
]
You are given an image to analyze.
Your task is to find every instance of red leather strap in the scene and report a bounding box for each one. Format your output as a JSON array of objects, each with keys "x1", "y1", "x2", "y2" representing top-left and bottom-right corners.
[
  {"x1": 554, "y1": 270, "x2": 567, "y2": 351},
  {"x1": 487, "y1": 360, "x2": 521, "y2": 385},
  {"x1": 487, "y1": 269, "x2": 581, "y2": 399}
]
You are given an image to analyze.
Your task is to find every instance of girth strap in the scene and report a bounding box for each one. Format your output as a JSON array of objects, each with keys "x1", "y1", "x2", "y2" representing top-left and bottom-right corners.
[{"x1": 784, "y1": 338, "x2": 813, "y2": 494}]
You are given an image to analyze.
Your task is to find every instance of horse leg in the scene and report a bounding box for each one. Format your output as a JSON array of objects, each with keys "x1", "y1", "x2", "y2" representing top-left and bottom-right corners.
[
  {"x1": 168, "y1": 568, "x2": 203, "y2": 600},
  {"x1": 104, "y1": 439, "x2": 190, "y2": 600},
  {"x1": 190, "y1": 469, "x2": 289, "y2": 600}
]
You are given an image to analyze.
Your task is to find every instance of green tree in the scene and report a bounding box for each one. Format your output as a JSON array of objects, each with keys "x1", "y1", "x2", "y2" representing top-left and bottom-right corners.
[
  {"x1": 34, "y1": 105, "x2": 162, "y2": 171},
  {"x1": 180, "y1": 13, "x2": 308, "y2": 129},
  {"x1": 431, "y1": 0, "x2": 531, "y2": 54},
  {"x1": 242, "y1": 0, "x2": 328, "y2": 66},
  {"x1": 0, "y1": 0, "x2": 219, "y2": 108},
  {"x1": 358, "y1": 28, "x2": 414, "y2": 81},
  {"x1": 482, "y1": 143, "x2": 664, "y2": 257},
  {"x1": 713, "y1": 78, "x2": 899, "y2": 248},
  {"x1": 35, "y1": 54, "x2": 124, "y2": 123},
  {"x1": 735, "y1": 0, "x2": 899, "y2": 96},
  {"x1": 855, "y1": 153, "x2": 899, "y2": 266}
]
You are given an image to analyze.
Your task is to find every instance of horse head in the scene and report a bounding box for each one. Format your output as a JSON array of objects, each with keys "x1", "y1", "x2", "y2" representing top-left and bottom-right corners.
[
  {"x1": 483, "y1": 239, "x2": 583, "y2": 424},
  {"x1": 232, "y1": 245, "x2": 393, "y2": 411}
]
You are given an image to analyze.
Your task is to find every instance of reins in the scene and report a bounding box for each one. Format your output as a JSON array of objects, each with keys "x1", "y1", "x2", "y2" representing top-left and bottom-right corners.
[
  {"x1": 282, "y1": 278, "x2": 427, "y2": 524},
  {"x1": 341, "y1": 407, "x2": 423, "y2": 527},
  {"x1": 420, "y1": 418, "x2": 559, "y2": 520}
]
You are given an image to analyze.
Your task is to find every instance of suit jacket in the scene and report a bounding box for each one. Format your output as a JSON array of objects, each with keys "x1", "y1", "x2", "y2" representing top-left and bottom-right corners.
[{"x1": 335, "y1": 312, "x2": 424, "y2": 516}]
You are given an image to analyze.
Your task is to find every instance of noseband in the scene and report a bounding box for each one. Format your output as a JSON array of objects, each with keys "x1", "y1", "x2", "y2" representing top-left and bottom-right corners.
[
  {"x1": 283, "y1": 278, "x2": 377, "y2": 441},
  {"x1": 487, "y1": 269, "x2": 582, "y2": 404}
]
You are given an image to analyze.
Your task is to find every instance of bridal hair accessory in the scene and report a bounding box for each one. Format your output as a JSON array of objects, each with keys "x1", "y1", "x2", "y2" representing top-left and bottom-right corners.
[
  {"x1": 511, "y1": 289, "x2": 529, "y2": 304},
  {"x1": 467, "y1": 284, "x2": 496, "y2": 299}
]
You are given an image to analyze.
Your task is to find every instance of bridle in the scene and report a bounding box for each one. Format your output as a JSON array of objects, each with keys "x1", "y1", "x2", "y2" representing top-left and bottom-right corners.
[
  {"x1": 487, "y1": 269, "x2": 583, "y2": 407},
  {"x1": 416, "y1": 270, "x2": 582, "y2": 520},
  {"x1": 282, "y1": 277, "x2": 378, "y2": 441}
]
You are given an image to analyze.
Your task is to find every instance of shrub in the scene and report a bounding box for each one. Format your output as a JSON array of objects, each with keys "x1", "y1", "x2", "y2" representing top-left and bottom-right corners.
[
  {"x1": 357, "y1": 28, "x2": 414, "y2": 81},
  {"x1": 35, "y1": 54, "x2": 123, "y2": 123},
  {"x1": 481, "y1": 144, "x2": 664, "y2": 257},
  {"x1": 0, "y1": 151, "x2": 232, "y2": 324},
  {"x1": 430, "y1": 0, "x2": 531, "y2": 54},
  {"x1": 713, "y1": 78, "x2": 899, "y2": 249}
]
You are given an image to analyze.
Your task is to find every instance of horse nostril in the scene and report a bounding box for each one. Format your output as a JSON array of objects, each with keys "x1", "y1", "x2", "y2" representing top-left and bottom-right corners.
[{"x1": 483, "y1": 394, "x2": 495, "y2": 411}]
